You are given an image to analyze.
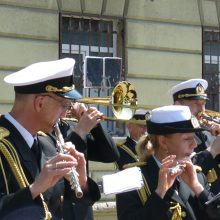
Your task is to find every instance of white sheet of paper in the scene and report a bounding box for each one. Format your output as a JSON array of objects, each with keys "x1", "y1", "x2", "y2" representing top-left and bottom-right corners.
[{"x1": 102, "y1": 167, "x2": 144, "y2": 195}]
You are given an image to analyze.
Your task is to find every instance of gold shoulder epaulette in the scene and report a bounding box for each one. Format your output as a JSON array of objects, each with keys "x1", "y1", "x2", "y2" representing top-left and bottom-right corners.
[
  {"x1": 61, "y1": 117, "x2": 78, "y2": 123},
  {"x1": 0, "y1": 127, "x2": 10, "y2": 140},
  {"x1": 37, "y1": 131, "x2": 47, "y2": 136},
  {"x1": 206, "y1": 168, "x2": 218, "y2": 184},
  {"x1": 123, "y1": 161, "x2": 147, "y2": 169}
]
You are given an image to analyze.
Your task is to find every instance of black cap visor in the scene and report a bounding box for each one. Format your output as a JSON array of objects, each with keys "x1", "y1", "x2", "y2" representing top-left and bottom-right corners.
[
  {"x1": 57, "y1": 89, "x2": 82, "y2": 101},
  {"x1": 173, "y1": 87, "x2": 208, "y2": 101},
  {"x1": 180, "y1": 95, "x2": 208, "y2": 101}
]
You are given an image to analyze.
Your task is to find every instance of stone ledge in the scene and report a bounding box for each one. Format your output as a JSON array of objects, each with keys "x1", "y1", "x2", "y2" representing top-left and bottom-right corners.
[
  {"x1": 89, "y1": 161, "x2": 117, "y2": 171},
  {"x1": 93, "y1": 201, "x2": 116, "y2": 213}
]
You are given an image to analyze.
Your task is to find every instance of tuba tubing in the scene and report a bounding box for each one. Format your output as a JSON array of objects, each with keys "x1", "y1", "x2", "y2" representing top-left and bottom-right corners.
[{"x1": 53, "y1": 122, "x2": 83, "y2": 198}]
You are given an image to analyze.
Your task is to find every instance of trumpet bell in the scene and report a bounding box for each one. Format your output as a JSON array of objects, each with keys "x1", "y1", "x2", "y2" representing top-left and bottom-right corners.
[
  {"x1": 74, "y1": 80, "x2": 148, "y2": 124},
  {"x1": 198, "y1": 109, "x2": 220, "y2": 124},
  {"x1": 111, "y1": 81, "x2": 137, "y2": 120},
  {"x1": 205, "y1": 109, "x2": 220, "y2": 118}
]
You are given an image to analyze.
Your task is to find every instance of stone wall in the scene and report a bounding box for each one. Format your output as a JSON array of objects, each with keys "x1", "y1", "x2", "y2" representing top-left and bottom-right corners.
[
  {"x1": 93, "y1": 201, "x2": 117, "y2": 220},
  {"x1": 90, "y1": 137, "x2": 126, "y2": 219},
  {"x1": 90, "y1": 161, "x2": 118, "y2": 219}
]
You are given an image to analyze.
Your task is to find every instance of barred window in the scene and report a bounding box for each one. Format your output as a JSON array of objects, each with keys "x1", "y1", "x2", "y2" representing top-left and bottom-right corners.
[
  {"x1": 59, "y1": 15, "x2": 125, "y2": 135},
  {"x1": 203, "y1": 28, "x2": 220, "y2": 111}
]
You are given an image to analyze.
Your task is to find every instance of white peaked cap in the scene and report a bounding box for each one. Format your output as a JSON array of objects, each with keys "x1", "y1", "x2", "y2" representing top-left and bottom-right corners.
[
  {"x1": 147, "y1": 105, "x2": 204, "y2": 134},
  {"x1": 133, "y1": 109, "x2": 150, "y2": 120},
  {"x1": 168, "y1": 79, "x2": 208, "y2": 101},
  {"x1": 134, "y1": 109, "x2": 149, "y2": 116},
  {"x1": 4, "y1": 58, "x2": 82, "y2": 100},
  {"x1": 4, "y1": 58, "x2": 75, "y2": 86},
  {"x1": 150, "y1": 105, "x2": 191, "y2": 123}
]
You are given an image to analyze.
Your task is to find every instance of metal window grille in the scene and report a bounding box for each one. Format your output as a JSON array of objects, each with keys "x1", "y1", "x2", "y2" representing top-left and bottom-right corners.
[
  {"x1": 59, "y1": 15, "x2": 125, "y2": 136},
  {"x1": 203, "y1": 28, "x2": 220, "y2": 111}
]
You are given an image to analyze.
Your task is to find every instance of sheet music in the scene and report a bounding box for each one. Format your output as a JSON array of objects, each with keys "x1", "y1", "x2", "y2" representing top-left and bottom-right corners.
[{"x1": 102, "y1": 167, "x2": 144, "y2": 195}]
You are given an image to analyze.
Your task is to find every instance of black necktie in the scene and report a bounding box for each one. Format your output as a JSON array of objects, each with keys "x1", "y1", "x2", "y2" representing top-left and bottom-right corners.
[
  {"x1": 170, "y1": 178, "x2": 180, "y2": 197},
  {"x1": 31, "y1": 138, "x2": 41, "y2": 168}
]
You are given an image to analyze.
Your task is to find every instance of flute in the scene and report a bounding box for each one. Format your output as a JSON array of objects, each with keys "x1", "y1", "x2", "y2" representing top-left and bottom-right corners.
[
  {"x1": 168, "y1": 153, "x2": 195, "y2": 176},
  {"x1": 53, "y1": 122, "x2": 83, "y2": 198},
  {"x1": 168, "y1": 163, "x2": 185, "y2": 175}
]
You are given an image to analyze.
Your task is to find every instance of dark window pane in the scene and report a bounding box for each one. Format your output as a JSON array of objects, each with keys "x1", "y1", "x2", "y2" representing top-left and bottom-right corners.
[
  {"x1": 85, "y1": 57, "x2": 103, "y2": 87},
  {"x1": 90, "y1": 52, "x2": 113, "y2": 57},
  {"x1": 204, "y1": 31, "x2": 212, "y2": 42},
  {"x1": 104, "y1": 57, "x2": 122, "y2": 87},
  {"x1": 203, "y1": 29, "x2": 220, "y2": 111}
]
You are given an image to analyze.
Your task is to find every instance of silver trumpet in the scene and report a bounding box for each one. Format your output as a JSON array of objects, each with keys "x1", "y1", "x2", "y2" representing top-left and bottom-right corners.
[{"x1": 53, "y1": 122, "x2": 83, "y2": 198}]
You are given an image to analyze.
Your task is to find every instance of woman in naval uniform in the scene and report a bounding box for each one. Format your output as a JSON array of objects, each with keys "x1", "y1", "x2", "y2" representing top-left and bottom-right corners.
[{"x1": 116, "y1": 105, "x2": 220, "y2": 220}]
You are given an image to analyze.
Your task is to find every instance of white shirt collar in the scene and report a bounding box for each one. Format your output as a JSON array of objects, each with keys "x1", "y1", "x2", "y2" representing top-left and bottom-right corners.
[{"x1": 5, "y1": 113, "x2": 34, "y2": 148}]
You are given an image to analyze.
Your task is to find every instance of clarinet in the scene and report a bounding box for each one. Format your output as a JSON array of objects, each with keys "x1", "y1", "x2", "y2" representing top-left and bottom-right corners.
[{"x1": 53, "y1": 122, "x2": 83, "y2": 198}]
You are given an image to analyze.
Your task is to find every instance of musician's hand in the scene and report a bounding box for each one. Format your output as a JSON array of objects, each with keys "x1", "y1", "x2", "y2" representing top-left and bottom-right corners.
[
  {"x1": 74, "y1": 107, "x2": 104, "y2": 139},
  {"x1": 202, "y1": 120, "x2": 220, "y2": 136},
  {"x1": 155, "y1": 155, "x2": 183, "y2": 199},
  {"x1": 29, "y1": 153, "x2": 77, "y2": 199},
  {"x1": 180, "y1": 160, "x2": 204, "y2": 196},
  {"x1": 69, "y1": 102, "x2": 87, "y2": 120},
  {"x1": 207, "y1": 135, "x2": 220, "y2": 158}
]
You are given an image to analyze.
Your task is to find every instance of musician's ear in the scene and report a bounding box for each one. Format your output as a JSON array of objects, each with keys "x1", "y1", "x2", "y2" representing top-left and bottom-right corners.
[
  {"x1": 33, "y1": 95, "x2": 45, "y2": 112},
  {"x1": 158, "y1": 135, "x2": 169, "y2": 153}
]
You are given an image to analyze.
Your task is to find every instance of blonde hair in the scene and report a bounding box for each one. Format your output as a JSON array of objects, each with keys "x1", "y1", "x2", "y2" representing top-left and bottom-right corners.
[{"x1": 135, "y1": 134, "x2": 160, "y2": 161}]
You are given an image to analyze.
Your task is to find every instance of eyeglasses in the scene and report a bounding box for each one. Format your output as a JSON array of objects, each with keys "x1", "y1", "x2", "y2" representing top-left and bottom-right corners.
[{"x1": 40, "y1": 94, "x2": 72, "y2": 109}]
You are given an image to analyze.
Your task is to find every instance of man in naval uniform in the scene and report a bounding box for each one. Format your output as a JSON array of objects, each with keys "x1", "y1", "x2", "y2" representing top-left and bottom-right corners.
[
  {"x1": 115, "y1": 109, "x2": 148, "y2": 170},
  {"x1": 0, "y1": 58, "x2": 100, "y2": 220},
  {"x1": 169, "y1": 78, "x2": 220, "y2": 194},
  {"x1": 44, "y1": 100, "x2": 120, "y2": 220}
]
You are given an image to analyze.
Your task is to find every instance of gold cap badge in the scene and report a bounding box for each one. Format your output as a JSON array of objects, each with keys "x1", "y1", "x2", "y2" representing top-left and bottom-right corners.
[{"x1": 196, "y1": 83, "x2": 205, "y2": 94}]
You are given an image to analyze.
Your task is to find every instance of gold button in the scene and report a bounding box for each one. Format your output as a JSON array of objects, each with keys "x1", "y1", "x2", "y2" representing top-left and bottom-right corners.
[
  {"x1": 181, "y1": 211, "x2": 186, "y2": 218},
  {"x1": 218, "y1": 164, "x2": 220, "y2": 168}
]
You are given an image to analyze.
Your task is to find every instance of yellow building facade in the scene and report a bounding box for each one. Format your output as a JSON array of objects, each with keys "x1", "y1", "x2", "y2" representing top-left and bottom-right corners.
[{"x1": 1, "y1": 0, "x2": 220, "y2": 111}]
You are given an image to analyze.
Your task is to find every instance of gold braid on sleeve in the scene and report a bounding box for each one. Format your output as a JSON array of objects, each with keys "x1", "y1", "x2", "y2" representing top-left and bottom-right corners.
[
  {"x1": 0, "y1": 127, "x2": 51, "y2": 220},
  {"x1": 137, "y1": 173, "x2": 150, "y2": 206},
  {"x1": 170, "y1": 202, "x2": 184, "y2": 220}
]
